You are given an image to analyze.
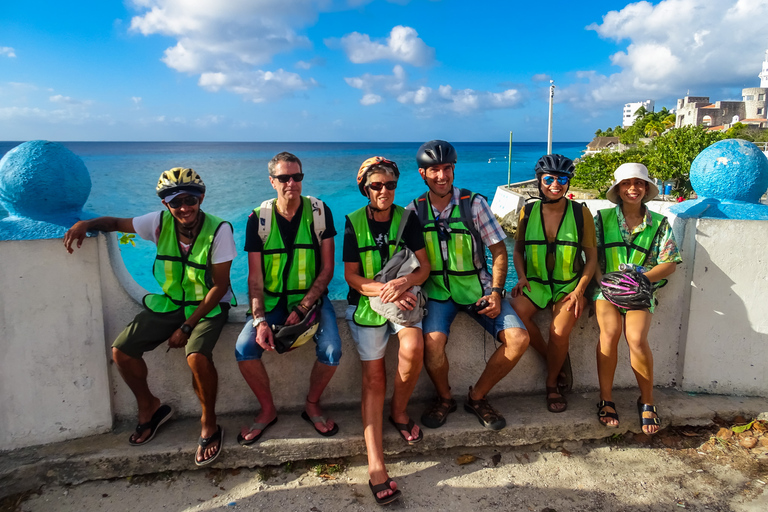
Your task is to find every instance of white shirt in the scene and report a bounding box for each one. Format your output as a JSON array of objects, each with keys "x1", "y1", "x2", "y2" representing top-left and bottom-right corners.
[{"x1": 132, "y1": 211, "x2": 236, "y2": 302}]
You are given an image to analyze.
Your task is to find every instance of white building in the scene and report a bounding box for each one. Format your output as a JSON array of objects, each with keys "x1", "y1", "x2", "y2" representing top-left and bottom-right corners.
[{"x1": 622, "y1": 100, "x2": 655, "y2": 127}]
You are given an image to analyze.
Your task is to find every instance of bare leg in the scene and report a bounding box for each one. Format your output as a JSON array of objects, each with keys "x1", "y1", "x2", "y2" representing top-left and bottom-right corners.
[
  {"x1": 545, "y1": 296, "x2": 584, "y2": 410},
  {"x1": 624, "y1": 309, "x2": 658, "y2": 434},
  {"x1": 423, "y1": 331, "x2": 452, "y2": 399},
  {"x1": 390, "y1": 327, "x2": 424, "y2": 442},
  {"x1": 595, "y1": 300, "x2": 623, "y2": 426},
  {"x1": 511, "y1": 295, "x2": 546, "y2": 358},
  {"x1": 361, "y1": 359, "x2": 397, "y2": 501},
  {"x1": 237, "y1": 359, "x2": 277, "y2": 441},
  {"x1": 305, "y1": 361, "x2": 338, "y2": 433},
  {"x1": 188, "y1": 353, "x2": 219, "y2": 462},
  {"x1": 472, "y1": 327, "x2": 529, "y2": 399},
  {"x1": 112, "y1": 347, "x2": 161, "y2": 444}
]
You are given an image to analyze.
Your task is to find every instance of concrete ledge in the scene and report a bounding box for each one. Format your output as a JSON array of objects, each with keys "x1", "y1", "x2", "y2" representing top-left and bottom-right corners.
[{"x1": 2, "y1": 388, "x2": 767, "y2": 500}]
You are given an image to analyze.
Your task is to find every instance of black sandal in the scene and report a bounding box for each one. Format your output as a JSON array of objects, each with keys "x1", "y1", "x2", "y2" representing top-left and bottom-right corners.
[
  {"x1": 637, "y1": 398, "x2": 661, "y2": 435},
  {"x1": 597, "y1": 400, "x2": 619, "y2": 428},
  {"x1": 389, "y1": 416, "x2": 423, "y2": 445},
  {"x1": 546, "y1": 386, "x2": 567, "y2": 413},
  {"x1": 369, "y1": 478, "x2": 402, "y2": 506},
  {"x1": 195, "y1": 425, "x2": 223, "y2": 466},
  {"x1": 464, "y1": 388, "x2": 506, "y2": 430},
  {"x1": 421, "y1": 396, "x2": 457, "y2": 429},
  {"x1": 128, "y1": 404, "x2": 174, "y2": 446}
]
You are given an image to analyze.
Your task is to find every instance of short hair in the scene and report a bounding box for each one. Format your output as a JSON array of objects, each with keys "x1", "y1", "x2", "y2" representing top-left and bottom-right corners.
[
  {"x1": 364, "y1": 163, "x2": 398, "y2": 188},
  {"x1": 268, "y1": 152, "x2": 302, "y2": 176}
]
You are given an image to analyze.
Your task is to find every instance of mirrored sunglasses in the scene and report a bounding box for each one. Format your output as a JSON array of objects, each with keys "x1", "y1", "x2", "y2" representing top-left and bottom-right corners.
[
  {"x1": 273, "y1": 173, "x2": 305, "y2": 183},
  {"x1": 367, "y1": 181, "x2": 397, "y2": 191},
  {"x1": 167, "y1": 196, "x2": 200, "y2": 208},
  {"x1": 542, "y1": 175, "x2": 570, "y2": 186}
]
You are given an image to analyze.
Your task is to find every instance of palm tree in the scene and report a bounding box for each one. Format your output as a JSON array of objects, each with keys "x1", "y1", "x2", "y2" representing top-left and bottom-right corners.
[{"x1": 644, "y1": 120, "x2": 665, "y2": 138}]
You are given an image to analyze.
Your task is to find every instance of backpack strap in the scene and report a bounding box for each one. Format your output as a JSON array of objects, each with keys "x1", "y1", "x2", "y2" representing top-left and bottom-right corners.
[
  {"x1": 458, "y1": 188, "x2": 486, "y2": 264},
  {"x1": 257, "y1": 199, "x2": 275, "y2": 244},
  {"x1": 413, "y1": 193, "x2": 431, "y2": 227},
  {"x1": 393, "y1": 209, "x2": 411, "y2": 250},
  {"x1": 306, "y1": 195, "x2": 326, "y2": 246}
]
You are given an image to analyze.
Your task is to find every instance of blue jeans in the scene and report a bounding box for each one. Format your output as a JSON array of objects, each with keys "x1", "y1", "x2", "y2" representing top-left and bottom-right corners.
[
  {"x1": 422, "y1": 298, "x2": 526, "y2": 340},
  {"x1": 235, "y1": 294, "x2": 342, "y2": 366}
]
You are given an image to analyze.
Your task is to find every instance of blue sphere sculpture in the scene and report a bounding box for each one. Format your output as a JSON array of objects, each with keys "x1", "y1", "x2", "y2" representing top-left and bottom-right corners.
[{"x1": 690, "y1": 139, "x2": 768, "y2": 203}]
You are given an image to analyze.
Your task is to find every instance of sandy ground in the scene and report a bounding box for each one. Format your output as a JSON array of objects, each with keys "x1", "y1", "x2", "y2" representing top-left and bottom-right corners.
[{"x1": 7, "y1": 426, "x2": 768, "y2": 512}]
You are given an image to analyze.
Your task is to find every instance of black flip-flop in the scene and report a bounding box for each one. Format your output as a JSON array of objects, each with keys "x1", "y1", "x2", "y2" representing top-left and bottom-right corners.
[
  {"x1": 301, "y1": 411, "x2": 339, "y2": 437},
  {"x1": 128, "y1": 404, "x2": 174, "y2": 446},
  {"x1": 369, "y1": 478, "x2": 402, "y2": 506},
  {"x1": 388, "y1": 416, "x2": 423, "y2": 445},
  {"x1": 237, "y1": 417, "x2": 278, "y2": 446},
  {"x1": 195, "y1": 425, "x2": 223, "y2": 466}
]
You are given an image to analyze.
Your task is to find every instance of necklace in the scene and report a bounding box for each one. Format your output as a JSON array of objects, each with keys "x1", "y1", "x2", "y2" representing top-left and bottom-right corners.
[{"x1": 176, "y1": 211, "x2": 202, "y2": 240}]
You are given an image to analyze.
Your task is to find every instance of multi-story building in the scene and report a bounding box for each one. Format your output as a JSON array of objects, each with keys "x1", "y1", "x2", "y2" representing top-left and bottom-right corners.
[{"x1": 622, "y1": 100, "x2": 654, "y2": 127}]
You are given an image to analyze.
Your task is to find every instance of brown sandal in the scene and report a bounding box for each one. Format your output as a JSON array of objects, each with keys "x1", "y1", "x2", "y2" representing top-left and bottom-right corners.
[
  {"x1": 464, "y1": 387, "x2": 506, "y2": 430},
  {"x1": 421, "y1": 396, "x2": 457, "y2": 429},
  {"x1": 546, "y1": 386, "x2": 568, "y2": 413}
]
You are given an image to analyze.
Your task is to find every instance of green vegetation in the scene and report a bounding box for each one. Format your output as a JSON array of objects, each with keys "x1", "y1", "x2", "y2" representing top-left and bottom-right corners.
[{"x1": 577, "y1": 106, "x2": 731, "y2": 198}]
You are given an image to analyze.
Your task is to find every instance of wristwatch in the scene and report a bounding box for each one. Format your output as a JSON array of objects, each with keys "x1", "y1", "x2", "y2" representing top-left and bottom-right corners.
[
  {"x1": 252, "y1": 316, "x2": 267, "y2": 328},
  {"x1": 491, "y1": 287, "x2": 506, "y2": 298},
  {"x1": 180, "y1": 323, "x2": 194, "y2": 335}
]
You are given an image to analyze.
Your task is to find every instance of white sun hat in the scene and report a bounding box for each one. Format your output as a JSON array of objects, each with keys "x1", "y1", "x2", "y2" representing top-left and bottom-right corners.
[{"x1": 605, "y1": 163, "x2": 659, "y2": 204}]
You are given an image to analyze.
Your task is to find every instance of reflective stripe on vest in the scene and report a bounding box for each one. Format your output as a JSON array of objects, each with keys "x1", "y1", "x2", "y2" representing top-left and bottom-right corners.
[
  {"x1": 347, "y1": 205, "x2": 404, "y2": 326},
  {"x1": 256, "y1": 196, "x2": 319, "y2": 312},
  {"x1": 522, "y1": 200, "x2": 582, "y2": 309},
  {"x1": 599, "y1": 207, "x2": 663, "y2": 273},
  {"x1": 413, "y1": 191, "x2": 484, "y2": 305},
  {"x1": 144, "y1": 210, "x2": 232, "y2": 318}
]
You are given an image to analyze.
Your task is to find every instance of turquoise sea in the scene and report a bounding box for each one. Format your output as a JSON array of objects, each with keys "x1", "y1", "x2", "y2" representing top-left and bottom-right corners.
[{"x1": 0, "y1": 141, "x2": 587, "y2": 300}]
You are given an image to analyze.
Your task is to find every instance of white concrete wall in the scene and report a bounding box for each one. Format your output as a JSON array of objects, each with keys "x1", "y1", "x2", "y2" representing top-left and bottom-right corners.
[
  {"x1": 681, "y1": 219, "x2": 768, "y2": 395},
  {"x1": 0, "y1": 239, "x2": 112, "y2": 450}
]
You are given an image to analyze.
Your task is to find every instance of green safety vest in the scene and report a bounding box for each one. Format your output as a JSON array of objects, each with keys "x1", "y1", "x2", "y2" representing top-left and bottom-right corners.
[
  {"x1": 522, "y1": 200, "x2": 583, "y2": 309},
  {"x1": 413, "y1": 190, "x2": 485, "y2": 305},
  {"x1": 347, "y1": 205, "x2": 405, "y2": 326},
  {"x1": 257, "y1": 196, "x2": 320, "y2": 312},
  {"x1": 598, "y1": 207, "x2": 664, "y2": 273},
  {"x1": 144, "y1": 210, "x2": 234, "y2": 318}
]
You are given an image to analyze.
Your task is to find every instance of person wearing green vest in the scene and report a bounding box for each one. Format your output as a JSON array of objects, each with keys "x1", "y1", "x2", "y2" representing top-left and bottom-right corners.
[
  {"x1": 63, "y1": 168, "x2": 236, "y2": 466},
  {"x1": 234, "y1": 152, "x2": 342, "y2": 445},
  {"x1": 343, "y1": 157, "x2": 431, "y2": 505},
  {"x1": 594, "y1": 163, "x2": 681, "y2": 435},
  {"x1": 511, "y1": 155, "x2": 597, "y2": 414},
  {"x1": 407, "y1": 140, "x2": 529, "y2": 432}
]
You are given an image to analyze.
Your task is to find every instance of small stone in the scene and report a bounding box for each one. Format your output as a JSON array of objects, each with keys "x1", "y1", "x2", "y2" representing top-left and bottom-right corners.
[
  {"x1": 716, "y1": 428, "x2": 733, "y2": 440},
  {"x1": 759, "y1": 437, "x2": 768, "y2": 447},
  {"x1": 739, "y1": 437, "x2": 758, "y2": 449}
]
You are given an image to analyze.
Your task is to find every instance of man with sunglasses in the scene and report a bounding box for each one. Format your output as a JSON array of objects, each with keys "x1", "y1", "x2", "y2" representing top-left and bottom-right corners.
[
  {"x1": 63, "y1": 167, "x2": 236, "y2": 466},
  {"x1": 408, "y1": 140, "x2": 529, "y2": 431},
  {"x1": 234, "y1": 151, "x2": 342, "y2": 445}
]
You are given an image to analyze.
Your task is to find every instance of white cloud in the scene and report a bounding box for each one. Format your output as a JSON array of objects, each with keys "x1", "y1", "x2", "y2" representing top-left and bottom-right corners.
[
  {"x1": 199, "y1": 68, "x2": 316, "y2": 102},
  {"x1": 336, "y1": 25, "x2": 435, "y2": 66},
  {"x1": 345, "y1": 66, "x2": 523, "y2": 115},
  {"x1": 129, "y1": 0, "x2": 320, "y2": 101},
  {"x1": 1, "y1": 47, "x2": 16, "y2": 58},
  {"x1": 49, "y1": 95, "x2": 91, "y2": 106},
  {"x1": 531, "y1": 74, "x2": 551, "y2": 82},
  {"x1": 562, "y1": 0, "x2": 768, "y2": 107},
  {"x1": 131, "y1": 96, "x2": 143, "y2": 107}
]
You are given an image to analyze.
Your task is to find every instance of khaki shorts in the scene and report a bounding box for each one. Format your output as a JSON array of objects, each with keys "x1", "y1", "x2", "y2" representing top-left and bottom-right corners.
[{"x1": 113, "y1": 305, "x2": 229, "y2": 359}]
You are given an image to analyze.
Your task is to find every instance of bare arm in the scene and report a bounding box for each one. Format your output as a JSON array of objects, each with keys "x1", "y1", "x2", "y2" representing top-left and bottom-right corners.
[
  {"x1": 478, "y1": 240, "x2": 508, "y2": 318},
  {"x1": 344, "y1": 261, "x2": 385, "y2": 297},
  {"x1": 562, "y1": 246, "x2": 597, "y2": 318},
  {"x1": 378, "y1": 247, "x2": 431, "y2": 303},
  {"x1": 643, "y1": 261, "x2": 676, "y2": 283},
  {"x1": 285, "y1": 238, "x2": 335, "y2": 326},
  {"x1": 63, "y1": 216, "x2": 135, "y2": 253},
  {"x1": 246, "y1": 251, "x2": 275, "y2": 350}
]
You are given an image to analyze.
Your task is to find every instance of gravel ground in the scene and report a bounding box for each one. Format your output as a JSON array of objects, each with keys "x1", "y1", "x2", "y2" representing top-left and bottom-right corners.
[{"x1": 5, "y1": 422, "x2": 768, "y2": 512}]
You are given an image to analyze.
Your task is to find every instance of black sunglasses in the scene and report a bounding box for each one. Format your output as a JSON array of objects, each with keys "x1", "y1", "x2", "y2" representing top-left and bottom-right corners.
[
  {"x1": 367, "y1": 181, "x2": 397, "y2": 191},
  {"x1": 167, "y1": 196, "x2": 200, "y2": 208},
  {"x1": 273, "y1": 173, "x2": 305, "y2": 183}
]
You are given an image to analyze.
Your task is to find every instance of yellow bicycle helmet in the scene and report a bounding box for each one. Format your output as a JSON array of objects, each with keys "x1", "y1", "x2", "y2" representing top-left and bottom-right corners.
[{"x1": 156, "y1": 167, "x2": 206, "y2": 199}]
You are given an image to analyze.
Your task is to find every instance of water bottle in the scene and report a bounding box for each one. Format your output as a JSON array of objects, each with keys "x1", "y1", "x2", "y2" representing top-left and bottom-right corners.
[{"x1": 619, "y1": 263, "x2": 646, "y2": 273}]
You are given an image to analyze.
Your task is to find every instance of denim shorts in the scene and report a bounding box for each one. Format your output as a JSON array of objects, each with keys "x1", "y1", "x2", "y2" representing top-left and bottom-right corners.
[
  {"x1": 234, "y1": 294, "x2": 342, "y2": 366},
  {"x1": 345, "y1": 305, "x2": 423, "y2": 361},
  {"x1": 422, "y1": 298, "x2": 526, "y2": 340}
]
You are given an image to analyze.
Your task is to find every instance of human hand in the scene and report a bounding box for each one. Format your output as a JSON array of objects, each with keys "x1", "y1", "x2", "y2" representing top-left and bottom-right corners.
[
  {"x1": 394, "y1": 290, "x2": 418, "y2": 311},
  {"x1": 379, "y1": 277, "x2": 410, "y2": 303},
  {"x1": 254, "y1": 322, "x2": 275, "y2": 351},
  {"x1": 478, "y1": 294, "x2": 500, "y2": 318},
  {"x1": 285, "y1": 311, "x2": 302, "y2": 326},
  {"x1": 167, "y1": 328, "x2": 190, "y2": 349},
  {"x1": 511, "y1": 277, "x2": 530, "y2": 298},
  {"x1": 563, "y1": 290, "x2": 585, "y2": 318},
  {"x1": 63, "y1": 221, "x2": 90, "y2": 254}
]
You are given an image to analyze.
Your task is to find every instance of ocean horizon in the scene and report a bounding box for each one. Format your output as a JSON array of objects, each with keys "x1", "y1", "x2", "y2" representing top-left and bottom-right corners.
[{"x1": 1, "y1": 140, "x2": 588, "y2": 301}]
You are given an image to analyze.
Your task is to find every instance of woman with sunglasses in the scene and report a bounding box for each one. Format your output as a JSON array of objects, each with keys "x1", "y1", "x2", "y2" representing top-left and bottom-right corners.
[
  {"x1": 593, "y1": 163, "x2": 680, "y2": 435},
  {"x1": 343, "y1": 157, "x2": 431, "y2": 506},
  {"x1": 511, "y1": 154, "x2": 597, "y2": 413}
]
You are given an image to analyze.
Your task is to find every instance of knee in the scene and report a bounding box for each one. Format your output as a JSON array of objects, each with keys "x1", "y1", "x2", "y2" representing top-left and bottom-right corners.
[
  {"x1": 317, "y1": 337, "x2": 342, "y2": 366},
  {"x1": 500, "y1": 328, "x2": 529, "y2": 353},
  {"x1": 186, "y1": 352, "x2": 212, "y2": 372},
  {"x1": 625, "y1": 332, "x2": 651, "y2": 354},
  {"x1": 399, "y1": 335, "x2": 424, "y2": 362},
  {"x1": 112, "y1": 347, "x2": 132, "y2": 366}
]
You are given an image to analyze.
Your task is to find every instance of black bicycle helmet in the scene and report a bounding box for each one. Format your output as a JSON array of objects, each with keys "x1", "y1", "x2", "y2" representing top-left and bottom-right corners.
[
  {"x1": 534, "y1": 154, "x2": 575, "y2": 178},
  {"x1": 599, "y1": 268, "x2": 653, "y2": 310},
  {"x1": 416, "y1": 140, "x2": 457, "y2": 169}
]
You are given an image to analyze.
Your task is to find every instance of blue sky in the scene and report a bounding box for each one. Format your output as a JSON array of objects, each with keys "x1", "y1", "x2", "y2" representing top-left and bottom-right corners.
[{"x1": 1, "y1": 0, "x2": 767, "y2": 142}]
